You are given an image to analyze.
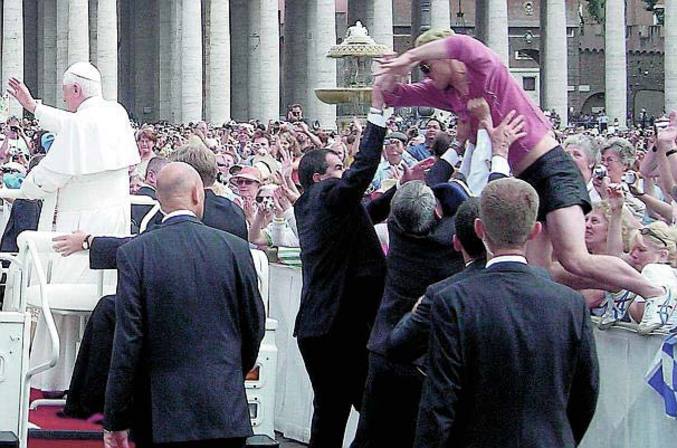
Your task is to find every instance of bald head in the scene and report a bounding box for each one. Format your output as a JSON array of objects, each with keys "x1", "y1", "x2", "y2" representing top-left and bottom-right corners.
[{"x1": 156, "y1": 162, "x2": 205, "y2": 218}]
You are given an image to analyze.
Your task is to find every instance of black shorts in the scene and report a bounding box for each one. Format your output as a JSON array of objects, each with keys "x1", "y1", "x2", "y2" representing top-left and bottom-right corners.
[{"x1": 518, "y1": 146, "x2": 592, "y2": 222}]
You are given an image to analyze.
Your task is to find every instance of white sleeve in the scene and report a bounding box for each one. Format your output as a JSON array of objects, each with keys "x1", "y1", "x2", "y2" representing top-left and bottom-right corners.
[
  {"x1": 466, "y1": 129, "x2": 492, "y2": 194},
  {"x1": 34, "y1": 103, "x2": 75, "y2": 134},
  {"x1": 19, "y1": 164, "x2": 72, "y2": 200},
  {"x1": 269, "y1": 219, "x2": 300, "y2": 248},
  {"x1": 459, "y1": 143, "x2": 474, "y2": 177}
]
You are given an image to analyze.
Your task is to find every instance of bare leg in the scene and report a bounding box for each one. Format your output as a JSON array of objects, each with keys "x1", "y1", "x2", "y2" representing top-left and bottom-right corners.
[{"x1": 545, "y1": 206, "x2": 663, "y2": 298}]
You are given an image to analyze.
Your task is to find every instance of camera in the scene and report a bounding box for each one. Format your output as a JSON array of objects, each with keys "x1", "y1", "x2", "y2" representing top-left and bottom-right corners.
[
  {"x1": 593, "y1": 165, "x2": 607, "y2": 180},
  {"x1": 622, "y1": 170, "x2": 638, "y2": 185}
]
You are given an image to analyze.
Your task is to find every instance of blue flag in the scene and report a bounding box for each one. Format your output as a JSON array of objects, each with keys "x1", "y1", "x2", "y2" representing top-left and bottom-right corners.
[{"x1": 646, "y1": 332, "x2": 677, "y2": 419}]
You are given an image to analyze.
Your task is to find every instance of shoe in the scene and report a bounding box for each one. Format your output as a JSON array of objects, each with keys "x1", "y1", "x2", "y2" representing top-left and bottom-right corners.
[
  {"x1": 638, "y1": 287, "x2": 676, "y2": 334},
  {"x1": 598, "y1": 289, "x2": 638, "y2": 329}
]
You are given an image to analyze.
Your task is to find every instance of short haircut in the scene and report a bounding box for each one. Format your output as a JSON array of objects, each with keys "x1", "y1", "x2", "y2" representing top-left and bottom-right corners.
[
  {"x1": 390, "y1": 181, "x2": 437, "y2": 236},
  {"x1": 479, "y1": 178, "x2": 539, "y2": 249},
  {"x1": 426, "y1": 118, "x2": 446, "y2": 132},
  {"x1": 601, "y1": 137, "x2": 636, "y2": 168},
  {"x1": 563, "y1": 133, "x2": 599, "y2": 165},
  {"x1": 430, "y1": 132, "x2": 451, "y2": 158},
  {"x1": 136, "y1": 127, "x2": 157, "y2": 142},
  {"x1": 298, "y1": 149, "x2": 331, "y2": 189},
  {"x1": 169, "y1": 137, "x2": 218, "y2": 187},
  {"x1": 415, "y1": 28, "x2": 455, "y2": 47},
  {"x1": 454, "y1": 198, "x2": 484, "y2": 258},
  {"x1": 145, "y1": 156, "x2": 169, "y2": 179}
]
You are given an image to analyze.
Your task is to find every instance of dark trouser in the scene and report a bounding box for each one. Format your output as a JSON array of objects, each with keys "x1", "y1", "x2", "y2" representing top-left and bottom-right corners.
[
  {"x1": 63, "y1": 294, "x2": 116, "y2": 418},
  {"x1": 297, "y1": 330, "x2": 370, "y2": 448},
  {"x1": 134, "y1": 437, "x2": 246, "y2": 448},
  {"x1": 351, "y1": 352, "x2": 424, "y2": 448}
]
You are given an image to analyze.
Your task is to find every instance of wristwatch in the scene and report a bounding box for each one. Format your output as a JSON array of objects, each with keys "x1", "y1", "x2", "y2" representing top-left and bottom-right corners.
[{"x1": 82, "y1": 234, "x2": 92, "y2": 250}]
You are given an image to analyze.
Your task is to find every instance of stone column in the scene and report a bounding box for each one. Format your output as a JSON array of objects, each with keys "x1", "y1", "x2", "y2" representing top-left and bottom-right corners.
[
  {"x1": 96, "y1": 0, "x2": 117, "y2": 101},
  {"x1": 56, "y1": 0, "x2": 68, "y2": 103},
  {"x1": 181, "y1": 0, "x2": 203, "y2": 123},
  {"x1": 306, "y1": 0, "x2": 337, "y2": 128},
  {"x1": 170, "y1": 0, "x2": 183, "y2": 123},
  {"x1": 541, "y1": 0, "x2": 568, "y2": 126},
  {"x1": 42, "y1": 0, "x2": 58, "y2": 107},
  {"x1": 2, "y1": 0, "x2": 24, "y2": 117},
  {"x1": 68, "y1": 0, "x2": 89, "y2": 65},
  {"x1": 368, "y1": 0, "x2": 393, "y2": 49},
  {"x1": 430, "y1": 0, "x2": 450, "y2": 29},
  {"x1": 283, "y1": 0, "x2": 308, "y2": 113},
  {"x1": 230, "y1": 0, "x2": 249, "y2": 121},
  {"x1": 486, "y1": 0, "x2": 509, "y2": 66},
  {"x1": 208, "y1": 0, "x2": 230, "y2": 124},
  {"x1": 249, "y1": 0, "x2": 280, "y2": 121},
  {"x1": 665, "y1": 0, "x2": 677, "y2": 113},
  {"x1": 605, "y1": 0, "x2": 627, "y2": 128},
  {"x1": 158, "y1": 0, "x2": 172, "y2": 120}
]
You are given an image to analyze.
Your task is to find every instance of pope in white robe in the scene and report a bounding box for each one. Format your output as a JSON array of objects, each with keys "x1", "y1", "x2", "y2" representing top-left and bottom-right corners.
[{"x1": 7, "y1": 62, "x2": 140, "y2": 392}]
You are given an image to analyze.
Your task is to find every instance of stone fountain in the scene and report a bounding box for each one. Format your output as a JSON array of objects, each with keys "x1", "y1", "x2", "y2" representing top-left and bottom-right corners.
[{"x1": 315, "y1": 21, "x2": 389, "y2": 127}]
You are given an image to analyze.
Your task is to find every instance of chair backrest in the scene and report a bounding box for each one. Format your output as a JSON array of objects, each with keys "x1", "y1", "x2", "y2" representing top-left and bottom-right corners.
[
  {"x1": 130, "y1": 195, "x2": 162, "y2": 233},
  {"x1": 250, "y1": 249, "x2": 269, "y2": 314}
]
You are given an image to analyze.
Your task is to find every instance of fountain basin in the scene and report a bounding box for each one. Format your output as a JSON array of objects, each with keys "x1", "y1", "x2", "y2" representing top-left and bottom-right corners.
[{"x1": 314, "y1": 88, "x2": 372, "y2": 105}]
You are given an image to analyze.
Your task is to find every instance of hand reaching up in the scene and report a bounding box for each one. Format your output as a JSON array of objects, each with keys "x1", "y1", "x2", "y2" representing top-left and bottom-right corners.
[
  {"x1": 401, "y1": 157, "x2": 436, "y2": 184},
  {"x1": 483, "y1": 111, "x2": 527, "y2": 160},
  {"x1": 7, "y1": 77, "x2": 37, "y2": 113}
]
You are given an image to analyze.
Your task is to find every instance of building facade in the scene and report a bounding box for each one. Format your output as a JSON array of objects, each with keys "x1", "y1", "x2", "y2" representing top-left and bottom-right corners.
[{"x1": 2, "y1": 0, "x2": 672, "y2": 127}]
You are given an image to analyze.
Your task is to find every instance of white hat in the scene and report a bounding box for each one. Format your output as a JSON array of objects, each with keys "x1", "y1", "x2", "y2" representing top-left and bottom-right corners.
[{"x1": 64, "y1": 62, "x2": 102, "y2": 83}]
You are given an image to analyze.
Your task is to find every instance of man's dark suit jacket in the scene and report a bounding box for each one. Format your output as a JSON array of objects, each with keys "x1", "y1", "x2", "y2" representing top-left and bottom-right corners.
[
  {"x1": 0, "y1": 199, "x2": 41, "y2": 253},
  {"x1": 130, "y1": 186, "x2": 159, "y2": 233},
  {"x1": 415, "y1": 261, "x2": 599, "y2": 448},
  {"x1": 294, "y1": 122, "x2": 389, "y2": 338},
  {"x1": 90, "y1": 189, "x2": 247, "y2": 270},
  {"x1": 103, "y1": 215, "x2": 265, "y2": 444},
  {"x1": 367, "y1": 213, "x2": 464, "y2": 357}
]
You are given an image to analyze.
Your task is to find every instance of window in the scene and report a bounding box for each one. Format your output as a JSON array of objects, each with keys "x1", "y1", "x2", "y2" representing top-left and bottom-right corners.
[{"x1": 523, "y1": 77, "x2": 536, "y2": 91}]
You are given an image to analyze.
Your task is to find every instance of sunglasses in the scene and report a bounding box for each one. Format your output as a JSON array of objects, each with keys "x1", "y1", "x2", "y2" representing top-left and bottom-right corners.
[
  {"x1": 419, "y1": 63, "x2": 431, "y2": 75},
  {"x1": 232, "y1": 178, "x2": 257, "y2": 186},
  {"x1": 640, "y1": 227, "x2": 669, "y2": 248}
]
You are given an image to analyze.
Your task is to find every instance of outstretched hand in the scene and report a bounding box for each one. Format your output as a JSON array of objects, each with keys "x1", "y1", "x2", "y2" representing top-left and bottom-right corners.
[
  {"x1": 401, "y1": 157, "x2": 436, "y2": 184},
  {"x1": 7, "y1": 77, "x2": 37, "y2": 113},
  {"x1": 483, "y1": 111, "x2": 527, "y2": 160},
  {"x1": 373, "y1": 52, "x2": 417, "y2": 77}
]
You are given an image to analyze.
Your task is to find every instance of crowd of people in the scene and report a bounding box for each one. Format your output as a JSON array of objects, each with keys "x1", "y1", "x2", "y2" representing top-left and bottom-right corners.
[{"x1": 1, "y1": 26, "x2": 677, "y2": 448}]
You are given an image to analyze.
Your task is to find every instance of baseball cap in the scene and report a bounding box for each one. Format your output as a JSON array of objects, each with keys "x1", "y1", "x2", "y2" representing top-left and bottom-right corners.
[
  {"x1": 384, "y1": 132, "x2": 408, "y2": 145},
  {"x1": 230, "y1": 165, "x2": 262, "y2": 183}
]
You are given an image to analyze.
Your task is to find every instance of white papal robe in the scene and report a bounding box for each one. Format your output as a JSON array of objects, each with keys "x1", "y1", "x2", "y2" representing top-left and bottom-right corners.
[{"x1": 22, "y1": 96, "x2": 139, "y2": 391}]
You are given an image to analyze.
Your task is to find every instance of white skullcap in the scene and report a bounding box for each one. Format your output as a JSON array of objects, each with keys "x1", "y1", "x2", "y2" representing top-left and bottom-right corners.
[{"x1": 64, "y1": 62, "x2": 102, "y2": 83}]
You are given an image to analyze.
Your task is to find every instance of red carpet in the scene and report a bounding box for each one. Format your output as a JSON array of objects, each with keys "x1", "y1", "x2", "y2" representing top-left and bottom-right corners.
[{"x1": 27, "y1": 389, "x2": 134, "y2": 448}]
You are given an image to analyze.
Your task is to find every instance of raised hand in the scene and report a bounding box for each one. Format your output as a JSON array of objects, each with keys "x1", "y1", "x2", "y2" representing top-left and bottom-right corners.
[
  {"x1": 374, "y1": 52, "x2": 416, "y2": 78},
  {"x1": 484, "y1": 110, "x2": 527, "y2": 160},
  {"x1": 467, "y1": 98, "x2": 492, "y2": 129},
  {"x1": 401, "y1": 157, "x2": 436, "y2": 184},
  {"x1": 7, "y1": 77, "x2": 37, "y2": 113}
]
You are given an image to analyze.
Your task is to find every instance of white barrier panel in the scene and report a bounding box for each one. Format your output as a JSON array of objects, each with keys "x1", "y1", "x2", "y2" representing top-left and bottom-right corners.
[
  {"x1": 0, "y1": 312, "x2": 31, "y2": 447},
  {"x1": 581, "y1": 327, "x2": 677, "y2": 447},
  {"x1": 268, "y1": 264, "x2": 358, "y2": 447}
]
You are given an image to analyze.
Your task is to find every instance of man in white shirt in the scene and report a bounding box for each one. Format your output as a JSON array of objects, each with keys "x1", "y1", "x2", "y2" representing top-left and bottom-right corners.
[{"x1": 6, "y1": 62, "x2": 139, "y2": 393}]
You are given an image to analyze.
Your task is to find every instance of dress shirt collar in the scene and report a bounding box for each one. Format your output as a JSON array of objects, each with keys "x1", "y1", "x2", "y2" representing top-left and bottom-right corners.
[
  {"x1": 162, "y1": 209, "x2": 197, "y2": 223},
  {"x1": 485, "y1": 255, "x2": 528, "y2": 269}
]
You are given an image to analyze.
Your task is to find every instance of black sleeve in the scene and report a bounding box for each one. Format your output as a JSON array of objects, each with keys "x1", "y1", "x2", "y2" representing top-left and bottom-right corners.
[
  {"x1": 426, "y1": 159, "x2": 454, "y2": 186},
  {"x1": 103, "y1": 247, "x2": 144, "y2": 431},
  {"x1": 567, "y1": 305, "x2": 600, "y2": 445},
  {"x1": 235, "y1": 246, "x2": 266, "y2": 374},
  {"x1": 386, "y1": 291, "x2": 434, "y2": 362},
  {"x1": 488, "y1": 172, "x2": 508, "y2": 183},
  {"x1": 366, "y1": 185, "x2": 396, "y2": 224},
  {"x1": 89, "y1": 236, "x2": 135, "y2": 270},
  {"x1": 325, "y1": 122, "x2": 386, "y2": 209},
  {"x1": 415, "y1": 292, "x2": 465, "y2": 447}
]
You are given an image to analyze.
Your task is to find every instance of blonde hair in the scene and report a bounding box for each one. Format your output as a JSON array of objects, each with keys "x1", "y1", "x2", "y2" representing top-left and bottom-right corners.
[
  {"x1": 590, "y1": 201, "x2": 635, "y2": 252},
  {"x1": 415, "y1": 28, "x2": 454, "y2": 47},
  {"x1": 170, "y1": 137, "x2": 217, "y2": 187},
  {"x1": 480, "y1": 178, "x2": 539, "y2": 249},
  {"x1": 631, "y1": 220, "x2": 677, "y2": 267}
]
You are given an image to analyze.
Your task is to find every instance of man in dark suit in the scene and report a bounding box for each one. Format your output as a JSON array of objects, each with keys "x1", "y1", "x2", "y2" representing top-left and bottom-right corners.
[
  {"x1": 130, "y1": 156, "x2": 167, "y2": 233},
  {"x1": 60, "y1": 145, "x2": 248, "y2": 419},
  {"x1": 293, "y1": 82, "x2": 399, "y2": 447},
  {"x1": 103, "y1": 162, "x2": 265, "y2": 448},
  {"x1": 415, "y1": 178, "x2": 599, "y2": 448},
  {"x1": 351, "y1": 180, "x2": 467, "y2": 448}
]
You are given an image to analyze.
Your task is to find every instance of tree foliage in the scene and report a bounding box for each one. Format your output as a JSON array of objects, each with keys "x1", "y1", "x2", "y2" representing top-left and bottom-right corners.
[{"x1": 586, "y1": 0, "x2": 605, "y2": 24}]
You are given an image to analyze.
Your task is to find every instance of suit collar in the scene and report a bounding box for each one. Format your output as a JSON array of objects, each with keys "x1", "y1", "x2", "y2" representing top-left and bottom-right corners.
[
  {"x1": 485, "y1": 261, "x2": 533, "y2": 274},
  {"x1": 161, "y1": 214, "x2": 202, "y2": 227}
]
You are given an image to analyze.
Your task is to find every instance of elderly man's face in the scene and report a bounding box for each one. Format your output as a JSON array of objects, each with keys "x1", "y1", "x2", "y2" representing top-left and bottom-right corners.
[
  {"x1": 384, "y1": 141, "x2": 404, "y2": 165},
  {"x1": 231, "y1": 177, "x2": 259, "y2": 200},
  {"x1": 565, "y1": 145, "x2": 594, "y2": 182}
]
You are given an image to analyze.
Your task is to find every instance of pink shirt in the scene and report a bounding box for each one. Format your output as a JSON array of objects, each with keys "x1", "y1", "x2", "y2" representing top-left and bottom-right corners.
[{"x1": 383, "y1": 35, "x2": 552, "y2": 168}]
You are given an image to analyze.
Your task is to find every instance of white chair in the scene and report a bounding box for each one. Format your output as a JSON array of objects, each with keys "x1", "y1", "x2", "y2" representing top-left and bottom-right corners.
[{"x1": 16, "y1": 231, "x2": 115, "y2": 411}]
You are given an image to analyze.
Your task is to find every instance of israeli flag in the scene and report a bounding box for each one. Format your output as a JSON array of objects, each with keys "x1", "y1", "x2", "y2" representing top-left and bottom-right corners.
[{"x1": 646, "y1": 331, "x2": 677, "y2": 419}]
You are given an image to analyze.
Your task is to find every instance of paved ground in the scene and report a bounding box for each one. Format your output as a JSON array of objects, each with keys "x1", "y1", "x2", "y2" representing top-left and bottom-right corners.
[{"x1": 276, "y1": 433, "x2": 307, "y2": 447}]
